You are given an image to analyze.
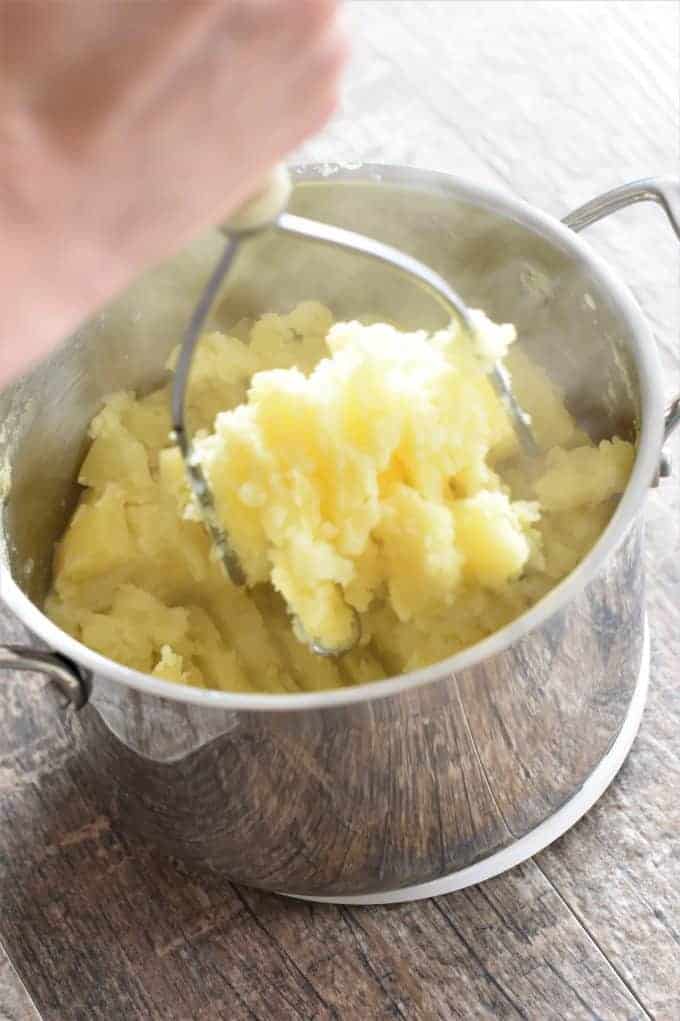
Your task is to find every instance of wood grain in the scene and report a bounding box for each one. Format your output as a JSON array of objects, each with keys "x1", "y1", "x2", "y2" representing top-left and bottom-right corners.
[
  {"x1": 1, "y1": 2, "x2": 678, "y2": 1018},
  {"x1": 0, "y1": 950, "x2": 38, "y2": 1021}
]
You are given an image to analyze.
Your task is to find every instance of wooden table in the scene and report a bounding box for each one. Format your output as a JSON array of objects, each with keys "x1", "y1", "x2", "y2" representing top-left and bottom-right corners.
[{"x1": 1, "y1": 2, "x2": 678, "y2": 1018}]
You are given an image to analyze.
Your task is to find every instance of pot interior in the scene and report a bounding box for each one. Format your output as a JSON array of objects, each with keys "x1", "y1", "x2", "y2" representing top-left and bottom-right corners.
[{"x1": 0, "y1": 169, "x2": 641, "y2": 607}]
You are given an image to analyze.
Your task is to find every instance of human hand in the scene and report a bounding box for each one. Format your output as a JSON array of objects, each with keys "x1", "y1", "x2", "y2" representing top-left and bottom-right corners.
[{"x1": 1, "y1": 0, "x2": 347, "y2": 382}]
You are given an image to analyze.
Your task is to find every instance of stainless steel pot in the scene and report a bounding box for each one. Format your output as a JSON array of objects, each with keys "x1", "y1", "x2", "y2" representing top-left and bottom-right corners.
[{"x1": 1, "y1": 167, "x2": 678, "y2": 902}]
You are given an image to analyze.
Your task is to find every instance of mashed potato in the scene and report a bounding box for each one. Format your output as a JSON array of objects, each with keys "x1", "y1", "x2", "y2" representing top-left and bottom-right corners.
[{"x1": 46, "y1": 302, "x2": 634, "y2": 692}]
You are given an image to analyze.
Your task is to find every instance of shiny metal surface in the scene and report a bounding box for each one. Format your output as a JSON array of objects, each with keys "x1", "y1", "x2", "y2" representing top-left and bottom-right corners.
[
  {"x1": 562, "y1": 176, "x2": 680, "y2": 241},
  {"x1": 170, "y1": 235, "x2": 248, "y2": 587},
  {"x1": 0, "y1": 167, "x2": 675, "y2": 896},
  {"x1": 562, "y1": 175, "x2": 680, "y2": 477},
  {"x1": 276, "y1": 212, "x2": 474, "y2": 329},
  {"x1": 664, "y1": 394, "x2": 680, "y2": 443},
  {"x1": 77, "y1": 523, "x2": 645, "y2": 896},
  {"x1": 0, "y1": 646, "x2": 88, "y2": 709}
]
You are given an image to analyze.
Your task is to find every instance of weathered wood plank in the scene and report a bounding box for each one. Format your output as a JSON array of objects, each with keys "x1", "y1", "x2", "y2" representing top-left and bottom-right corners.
[
  {"x1": 0, "y1": 948, "x2": 38, "y2": 1021},
  {"x1": 532, "y1": 468, "x2": 680, "y2": 1019},
  {"x1": 0, "y1": 752, "x2": 658, "y2": 1021}
]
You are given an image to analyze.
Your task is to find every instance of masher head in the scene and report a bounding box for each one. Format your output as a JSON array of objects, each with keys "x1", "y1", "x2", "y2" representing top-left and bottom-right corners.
[{"x1": 170, "y1": 167, "x2": 538, "y2": 657}]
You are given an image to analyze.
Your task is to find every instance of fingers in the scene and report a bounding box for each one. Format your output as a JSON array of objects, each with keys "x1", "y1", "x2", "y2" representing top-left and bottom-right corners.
[
  {"x1": 1, "y1": 0, "x2": 351, "y2": 369},
  {"x1": 273, "y1": 15, "x2": 348, "y2": 145},
  {"x1": 162, "y1": 0, "x2": 347, "y2": 169},
  {"x1": 307, "y1": 9, "x2": 350, "y2": 85},
  {"x1": 224, "y1": 0, "x2": 340, "y2": 43}
]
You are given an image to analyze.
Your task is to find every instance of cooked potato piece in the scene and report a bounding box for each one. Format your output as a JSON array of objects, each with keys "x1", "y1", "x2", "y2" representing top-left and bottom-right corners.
[{"x1": 55, "y1": 484, "x2": 134, "y2": 583}]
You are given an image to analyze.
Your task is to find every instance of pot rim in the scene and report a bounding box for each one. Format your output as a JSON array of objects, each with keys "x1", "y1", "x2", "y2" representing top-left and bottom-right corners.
[{"x1": 0, "y1": 163, "x2": 665, "y2": 712}]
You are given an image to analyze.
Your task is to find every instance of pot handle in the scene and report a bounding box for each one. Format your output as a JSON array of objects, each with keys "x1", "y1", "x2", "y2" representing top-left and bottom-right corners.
[
  {"x1": 562, "y1": 176, "x2": 680, "y2": 447},
  {"x1": 0, "y1": 645, "x2": 89, "y2": 709}
]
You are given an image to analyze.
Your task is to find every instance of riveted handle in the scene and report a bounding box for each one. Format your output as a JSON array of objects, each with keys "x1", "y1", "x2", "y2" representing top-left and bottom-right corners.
[
  {"x1": 563, "y1": 176, "x2": 680, "y2": 450},
  {"x1": 0, "y1": 645, "x2": 89, "y2": 709}
]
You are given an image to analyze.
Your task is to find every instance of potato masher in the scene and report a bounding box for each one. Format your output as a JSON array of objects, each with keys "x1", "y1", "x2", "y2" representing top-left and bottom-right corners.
[{"x1": 170, "y1": 166, "x2": 538, "y2": 656}]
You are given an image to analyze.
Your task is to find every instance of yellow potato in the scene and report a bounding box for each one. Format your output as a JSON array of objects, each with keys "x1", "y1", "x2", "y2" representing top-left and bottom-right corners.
[
  {"x1": 453, "y1": 492, "x2": 538, "y2": 588},
  {"x1": 535, "y1": 439, "x2": 635, "y2": 511},
  {"x1": 55, "y1": 484, "x2": 133, "y2": 584},
  {"x1": 47, "y1": 304, "x2": 635, "y2": 692}
]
